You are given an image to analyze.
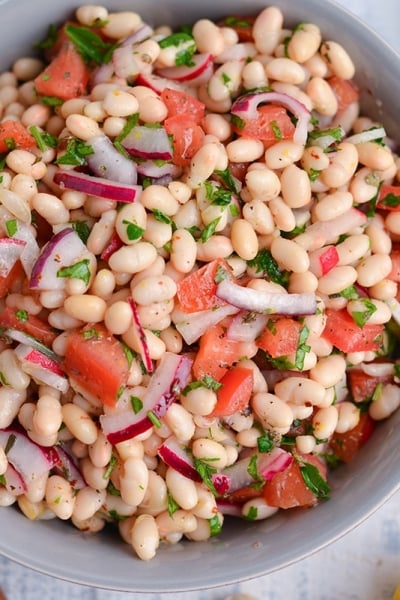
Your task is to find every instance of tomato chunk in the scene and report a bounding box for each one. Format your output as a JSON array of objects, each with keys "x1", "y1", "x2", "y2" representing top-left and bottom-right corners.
[
  {"x1": 327, "y1": 76, "x2": 359, "y2": 112},
  {"x1": 34, "y1": 43, "x2": 90, "y2": 100},
  {"x1": 263, "y1": 454, "x2": 327, "y2": 509},
  {"x1": 192, "y1": 323, "x2": 243, "y2": 382},
  {"x1": 348, "y1": 367, "x2": 393, "y2": 403},
  {"x1": 0, "y1": 120, "x2": 35, "y2": 153},
  {"x1": 164, "y1": 115, "x2": 205, "y2": 167},
  {"x1": 376, "y1": 184, "x2": 400, "y2": 212},
  {"x1": 322, "y1": 308, "x2": 384, "y2": 353},
  {"x1": 232, "y1": 105, "x2": 295, "y2": 147},
  {"x1": 217, "y1": 15, "x2": 256, "y2": 42},
  {"x1": 388, "y1": 249, "x2": 400, "y2": 282},
  {"x1": 0, "y1": 261, "x2": 24, "y2": 298},
  {"x1": 210, "y1": 366, "x2": 253, "y2": 417},
  {"x1": 256, "y1": 317, "x2": 301, "y2": 358},
  {"x1": 160, "y1": 88, "x2": 205, "y2": 124},
  {"x1": 62, "y1": 324, "x2": 129, "y2": 407},
  {"x1": 176, "y1": 258, "x2": 231, "y2": 313},
  {"x1": 0, "y1": 306, "x2": 57, "y2": 347},
  {"x1": 328, "y1": 412, "x2": 375, "y2": 463}
]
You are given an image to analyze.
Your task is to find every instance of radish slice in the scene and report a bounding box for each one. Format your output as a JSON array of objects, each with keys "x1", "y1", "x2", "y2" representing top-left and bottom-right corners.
[
  {"x1": 136, "y1": 71, "x2": 189, "y2": 94},
  {"x1": 100, "y1": 352, "x2": 193, "y2": 444},
  {"x1": 227, "y1": 311, "x2": 268, "y2": 342},
  {"x1": 0, "y1": 427, "x2": 58, "y2": 485},
  {"x1": 120, "y1": 125, "x2": 173, "y2": 160},
  {"x1": 158, "y1": 436, "x2": 201, "y2": 482},
  {"x1": 53, "y1": 169, "x2": 142, "y2": 203},
  {"x1": 127, "y1": 297, "x2": 153, "y2": 373},
  {"x1": 346, "y1": 127, "x2": 386, "y2": 145},
  {"x1": 14, "y1": 344, "x2": 69, "y2": 393},
  {"x1": 308, "y1": 245, "x2": 339, "y2": 278},
  {"x1": 86, "y1": 135, "x2": 138, "y2": 184},
  {"x1": 294, "y1": 207, "x2": 367, "y2": 252},
  {"x1": 3, "y1": 219, "x2": 40, "y2": 277},
  {"x1": 213, "y1": 448, "x2": 293, "y2": 495},
  {"x1": 172, "y1": 303, "x2": 240, "y2": 345},
  {"x1": 156, "y1": 53, "x2": 214, "y2": 86},
  {"x1": 216, "y1": 279, "x2": 317, "y2": 316},
  {"x1": 231, "y1": 91, "x2": 311, "y2": 145},
  {"x1": 4, "y1": 463, "x2": 27, "y2": 495},
  {"x1": 136, "y1": 159, "x2": 182, "y2": 179},
  {"x1": 0, "y1": 237, "x2": 26, "y2": 277},
  {"x1": 30, "y1": 227, "x2": 88, "y2": 291},
  {"x1": 216, "y1": 498, "x2": 243, "y2": 517},
  {"x1": 3, "y1": 328, "x2": 59, "y2": 361},
  {"x1": 53, "y1": 445, "x2": 86, "y2": 490}
]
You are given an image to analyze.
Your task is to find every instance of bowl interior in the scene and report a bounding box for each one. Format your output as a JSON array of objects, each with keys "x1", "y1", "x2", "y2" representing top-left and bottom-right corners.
[{"x1": 0, "y1": 0, "x2": 400, "y2": 592}]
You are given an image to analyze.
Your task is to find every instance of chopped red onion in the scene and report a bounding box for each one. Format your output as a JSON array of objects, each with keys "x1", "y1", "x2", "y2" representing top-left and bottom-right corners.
[
  {"x1": 216, "y1": 498, "x2": 243, "y2": 517},
  {"x1": 231, "y1": 91, "x2": 311, "y2": 145},
  {"x1": 216, "y1": 279, "x2": 317, "y2": 315},
  {"x1": 127, "y1": 297, "x2": 153, "y2": 373},
  {"x1": 156, "y1": 53, "x2": 214, "y2": 86},
  {"x1": 172, "y1": 303, "x2": 240, "y2": 345},
  {"x1": 120, "y1": 23, "x2": 154, "y2": 47},
  {"x1": 54, "y1": 169, "x2": 142, "y2": 203},
  {"x1": 53, "y1": 445, "x2": 86, "y2": 490},
  {"x1": 3, "y1": 328, "x2": 59, "y2": 361},
  {"x1": 0, "y1": 236, "x2": 26, "y2": 277},
  {"x1": 158, "y1": 436, "x2": 201, "y2": 482},
  {"x1": 294, "y1": 207, "x2": 367, "y2": 251},
  {"x1": 136, "y1": 71, "x2": 190, "y2": 94},
  {"x1": 112, "y1": 45, "x2": 141, "y2": 81},
  {"x1": 346, "y1": 127, "x2": 386, "y2": 145},
  {"x1": 359, "y1": 362, "x2": 394, "y2": 377},
  {"x1": 136, "y1": 159, "x2": 182, "y2": 179},
  {"x1": 227, "y1": 311, "x2": 268, "y2": 342},
  {"x1": 4, "y1": 463, "x2": 27, "y2": 495},
  {"x1": 14, "y1": 344, "x2": 69, "y2": 393},
  {"x1": 120, "y1": 125, "x2": 173, "y2": 160},
  {"x1": 86, "y1": 135, "x2": 138, "y2": 185},
  {"x1": 91, "y1": 62, "x2": 115, "y2": 86}
]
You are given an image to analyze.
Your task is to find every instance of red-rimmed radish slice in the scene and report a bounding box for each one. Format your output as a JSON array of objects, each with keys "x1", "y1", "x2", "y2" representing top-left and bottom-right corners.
[
  {"x1": 3, "y1": 463, "x2": 27, "y2": 495},
  {"x1": 3, "y1": 328, "x2": 59, "y2": 361},
  {"x1": 158, "y1": 436, "x2": 201, "y2": 482},
  {"x1": 14, "y1": 344, "x2": 69, "y2": 393},
  {"x1": 136, "y1": 71, "x2": 189, "y2": 94},
  {"x1": 112, "y1": 45, "x2": 141, "y2": 81},
  {"x1": 308, "y1": 245, "x2": 339, "y2": 278},
  {"x1": 0, "y1": 427, "x2": 58, "y2": 485},
  {"x1": 136, "y1": 159, "x2": 182, "y2": 179},
  {"x1": 1, "y1": 218, "x2": 40, "y2": 277},
  {"x1": 294, "y1": 207, "x2": 367, "y2": 251},
  {"x1": 86, "y1": 135, "x2": 138, "y2": 184},
  {"x1": 120, "y1": 125, "x2": 173, "y2": 160},
  {"x1": 127, "y1": 297, "x2": 153, "y2": 373},
  {"x1": 53, "y1": 445, "x2": 86, "y2": 490},
  {"x1": 231, "y1": 91, "x2": 311, "y2": 146},
  {"x1": 172, "y1": 303, "x2": 240, "y2": 345},
  {"x1": 156, "y1": 53, "x2": 214, "y2": 86},
  {"x1": 53, "y1": 169, "x2": 142, "y2": 203},
  {"x1": 29, "y1": 227, "x2": 87, "y2": 291},
  {"x1": 216, "y1": 279, "x2": 317, "y2": 315},
  {"x1": 227, "y1": 311, "x2": 268, "y2": 342},
  {"x1": 100, "y1": 232, "x2": 123, "y2": 261},
  {"x1": 100, "y1": 352, "x2": 193, "y2": 444},
  {"x1": 213, "y1": 448, "x2": 293, "y2": 495},
  {"x1": 0, "y1": 237, "x2": 26, "y2": 277}
]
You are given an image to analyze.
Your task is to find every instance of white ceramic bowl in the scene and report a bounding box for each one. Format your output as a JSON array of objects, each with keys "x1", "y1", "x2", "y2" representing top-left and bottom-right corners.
[{"x1": 0, "y1": 0, "x2": 399, "y2": 592}]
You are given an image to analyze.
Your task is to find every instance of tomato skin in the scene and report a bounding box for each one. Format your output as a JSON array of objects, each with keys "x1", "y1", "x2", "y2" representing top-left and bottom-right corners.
[
  {"x1": 176, "y1": 258, "x2": 231, "y2": 313},
  {"x1": 388, "y1": 249, "x2": 400, "y2": 282},
  {"x1": 34, "y1": 43, "x2": 90, "y2": 100},
  {"x1": 256, "y1": 317, "x2": 301, "y2": 358},
  {"x1": 217, "y1": 15, "x2": 256, "y2": 42},
  {"x1": 0, "y1": 120, "x2": 35, "y2": 153},
  {"x1": 160, "y1": 88, "x2": 205, "y2": 124},
  {"x1": 348, "y1": 367, "x2": 393, "y2": 403},
  {"x1": 0, "y1": 306, "x2": 57, "y2": 347},
  {"x1": 328, "y1": 412, "x2": 375, "y2": 463},
  {"x1": 232, "y1": 105, "x2": 295, "y2": 147},
  {"x1": 164, "y1": 115, "x2": 205, "y2": 167},
  {"x1": 263, "y1": 453, "x2": 327, "y2": 509},
  {"x1": 376, "y1": 184, "x2": 400, "y2": 212},
  {"x1": 62, "y1": 324, "x2": 129, "y2": 407},
  {"x1": 327, "y1": 76, "x2": 359, "y2": 112},
  {"x1": 322, "y1": 308, "x2": 384, "y2": 353},
  {"x1": 210, "y1": 366, "x2": 253, "y2": 417},
  {"x1": 0, "y1": 261, "x2": 24, "y2": 298},
  {"x1": 192, "y1": 323, "x2": 243, "y2": 382}
]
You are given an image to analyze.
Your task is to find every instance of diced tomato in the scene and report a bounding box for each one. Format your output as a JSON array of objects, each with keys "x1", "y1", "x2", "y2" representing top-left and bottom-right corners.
[
  {"x1": 0, "y1": 120, "x2": 35, "y2": 153},
  {"x1": 192, "y1": 323, "x2": 244, "y2": 381},
  {"x1": 62, "y1": 323, "x2": 130, "y2": 407},
  {"x1": 160, "y1": 88, "x2": 205, "y2": 124},
  {"x1": 34, "y1": 43, "x2": 90, "y2": 100},
  {"x1": 100, "y1": 232, "x2": 123, "y2": 261},
  {"x1": 328, "y1": 412, "x2": 375, "y2": 463},
  {"x1": 0, "y1": 261, "x2": 24, "y2": 298},
  {"x1": 347, "y1": 367, "x2": 393, "y2": 403},
  {"x1": 217, "y1": 15, "x2": 256, "y2": 42},
  {"x1": 256, "y1": 317, "x2": 301, "y2": 358},
  {"x1": 232, "y1": 105, "x2": 296, "y2": 148},
  {"x1": 0, "y1": 306, "x2": 57, "y2": 347},
  {"x1": 309, "y1": 245, "x2": 339, "y2": 277},
  {"x1": 176, "y1": 258, "x2": 231, "y2": 313},
  {"x1": 263, "y1": 453, "x2": 327, "y2": 509},
  {"x1": 322, "y1": 308, "x2": 384, "y2": 353},
  {"x1": 388, "y1": 249, "x2": 400, "y2": 283},
  {"x1": 210, "y1": 366, "x2": 253, "y2": 417},
  {"x1": 164, "y1": 115, "x2": 205, "y2": 167},
  {"x1": 327, "y1": 75, "x2": 360, "y2": 112},
  {"x1": 376, "y1": 184, "x2": 400, "y2": 212}
]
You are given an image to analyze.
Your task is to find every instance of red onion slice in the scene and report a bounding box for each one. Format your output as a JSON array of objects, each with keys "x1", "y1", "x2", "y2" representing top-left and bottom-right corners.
[
  {"x1": 0, "y1": 427, "x2": 58, "y2": 485},
  {"x1": 136, "y1": 71, "x2": 190, "y2": 94},
  {"x1": 4, "y1": 328, "x2": 59, "y2": 361},
  {"x1": 294, "y1": 207, "x2": 367, "y2": 251},
  {"x1": 112, "y1": 45, "x2": 141, "y2": 81},
  {"x1": 158, "y1": 436, "x2": 202, "y2": 482},
  {"x1": 0, "y1": 237, "x2": 26, "y2": 277},
  {"x1": 120, "y1": 23, "x2": 154, "y2": 47},
  {"x1": 136, "y1": 159, "x2": 182, "y2": 179},
  {"x1": 54, "y1": 169, "x2": 142, "y2": 203},
  {"x1": 172, "y1": 303, "x2": 240, "y2": 345},
  {"x1": 14, "y1": 344, "x2": 69, "y2": 393},
  {"x1": 53, "y1": 445, "x2": 86, "y2": 490},
  {"x1": 100, "y1": 352, "x2": 193, "y2": 444},
  {"x1": 6, "y1": 219, "x2": 40, "y2": 277},
  {"x1": 30, "y1": 227, "x2": 88, "y2": 291},
  {"x1": 346, "y1": 127, "x2": 386, "y2": 145},
  {"x1": 226, "y1": 311, "x2": 268, "y2": 342},
  {"x1": 127, "y1": 297, "x2": 153, "y2": 373},
  {"x1": 156, "y1": 53, "x2": 214, "y2": 86},
  {"x1": 91, "y1": 61, "x2": 115, "y2": 86},
  {"x1": 216, "y1": 498, "x2": 243, "y2": 517},
  {"x1": 86, "y1": 135, "x2": 138, "y2": 185},
  {"x1": 216, "y1": 279, "x2": 317, "y2": 316},
  {"x1": 231, "y1": 91, "x2": 311, "y2": 145},
  {"x1": 120, "y1": 125, "x2": 173, "y2": 160},
  {"x1": 4, "y1": 463, "x2": 27, "y2": 495}
]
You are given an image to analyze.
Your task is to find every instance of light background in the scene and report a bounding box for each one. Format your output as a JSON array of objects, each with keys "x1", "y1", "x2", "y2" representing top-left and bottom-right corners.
[{"x1": 1, "y1": 1, "x2": 399, "y2": 598}]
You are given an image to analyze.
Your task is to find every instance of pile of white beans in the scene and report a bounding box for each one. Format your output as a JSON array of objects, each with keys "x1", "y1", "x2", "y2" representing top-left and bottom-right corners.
[{"x1": 0, "y1": 4, "x2": 400, "y2": 561}]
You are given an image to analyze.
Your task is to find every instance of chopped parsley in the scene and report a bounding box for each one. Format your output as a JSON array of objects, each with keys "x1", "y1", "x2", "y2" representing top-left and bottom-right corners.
[
  {"x1": 65, "y1": 24, "x2": 116, "y2": 64},
  {"x1": 57, "y1": 258, "x2": 91, "y2": 285},
  {"x1": 15, "y1": 309, "x2": 28, "y2": 323},
  {"x1": 0, "y1": 372, "x2": 9, "y2": 386},
  {"x1": 294, "y1": 324, "x2": 311, "y2": 370},
  {"x1": 4, "y1": 433, "x2": 16, "y2": 455},
  {"x1": 130, "y1": 396, "x2": 143, "y2": 414},
  {"x1": 243, "y1": 506, "x2": 258, "y2": 521},
  {"x1": 257, "y1": 432, "x2": 275, "y2": 453},
  {"x1": 201, "y1": 217, "x2": 221, "y2": 243},
  {"x1": 71, "y1": 220, "x2": 91, "y2": 244},
  {"x1": 270, "y1": 119, "x2": 282, "y2": 140},
  {"x1": 29, "y1": 125, "x2": 57, "y2": 152},
  {"x1": 183, "y1": 375, "x2": 222, "y2": 395},
  {"x1": 158, "y1": 32, "x2": 196, "y2": 67},
  {"x1": 351, "y1": 298, "x2": 377, "y2": 327},
  {"x1": 213, "y1": 167, "x2": 239, "y2": 193},
  {"x1": 82, "y1": 327, "x2": 102, "y2": 340},
  {"x1": 338, "y1": 285, "x2": 359, "y2": 301},
  {"x1": 34, "y1": 23, "x2": 58, "y2": 50},
  {"x1": 208, "y1": 514, "x2": 223, "y2": 536},
  {"x1": 247, "y1": 454, "x2": 264, "y2": 489},
  {"x1": 378, "y1": 192, "x2": 400, "y2": 208},
  {"x1": 299, "y1": 459, "x2": 331, "y2": 500},
  {"x1": 204, "y1": 181, "x2": 233, "y2": 206},
  {"x1": 5, "y1": 219, "x2": 17, "y2": 237},
  {"x1": 167, "y1": 491, "x2": 180, "y2": 517},
  {"x1": 103, "y1": 454, "x2": 118, "y2": 480},
  {"x1": 0, "y1": 474, "x2": 6, "y2": 486},
  {"x1": 222, "y1": 16, "x2": 253, "y2": 28},
  {"x1": 247, "y1": 248, "x2": 289, "y2": 287},
  {"x1": 147, "y1": 410, "x2": 162, "y2": 428},
  {"x1": 152, "y1": 209, "x2": 173, "y2": 225},
  {"x1": 193, "y1": 457, "x2": 219, "y2": 496},
  {"x1": 56, "y1": 138, "x2": 94, "y2": 166},
  {"x1": 122, "y1": 219, "x2": 144, "y2": 241},
  {"x1": 307, "y1": 126, "x2": 344, "y2": 149},
  {"x1": 40, "y1": 95, "x2": 64, "y2": 108}
]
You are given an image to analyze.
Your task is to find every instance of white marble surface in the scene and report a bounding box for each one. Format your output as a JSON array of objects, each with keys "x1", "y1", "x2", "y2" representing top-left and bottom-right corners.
[{"x1": 1, "y1": 1, "x2": 400, "y2": 599}]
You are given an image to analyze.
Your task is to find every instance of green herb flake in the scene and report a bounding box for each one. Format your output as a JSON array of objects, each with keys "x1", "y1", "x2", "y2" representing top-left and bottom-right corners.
[
  {"x1": 371, "y1": 382, "x2": 383, "y2": 402},
  {"x1": 82, "y1": 327, "x2": 102, "y2": 340},
  {"x1": 247, "y1": 454, "x2": 264, "y2": 489},
  {"x1": 201, "y1": 217, "x2": 221, "y2": 243},
  {"x1": 15, "y1": 309, "x2": 28, "y2": 323},
  {"x1": 214, "y1": 264, "x2": 230, "y2": 284},
  {"x1": 34, "y1": 23, "x2": 58, "y2": 50},
  {"x1": 222, "y1": 72, "x2": 231, "y2": 85},
  {"x1": 257, "y1": 432, "x2": 274, "y2": 453},
  {"x1": 223, "y1": 16, "x2": 253, "y2": 28},
  {"x1": 29, "y1": 125, "x2": 57, "y2": 152},
  {"x1": 182, "y1": 375, "x2": 222, "y2": 395},
  {"x1": 231, "y1": 114, "x2": 246, "y2": 130},
  {"x1": 71, "y1": 220, "x2": 91, "y2": 244},
  {"x1": 120, "y1": 342, "x2": 136, "y2": 368},
  {"x1": 208, "y1": 514, "x2": 222, "y2": 536},
  {"x1": 159, "y1": 32, "x2": 196, "y2": 67},
  {"x1": 294, "y1": 324, "x2": 311, "y2": 371},
  {"x1": 103, "y1": 454, "x2": 118, "y2": 480},
  {"x1": 0, "y1": 473, "x2": 6, "y2": 486},
  {"x1": 204, "y1": 181, "x2": 233, "y2": 206},
  {"x1": 130, "y1": 396, "x2": 143, "y2": 414},
  {"x1": 122, "y1": 219, "x2": 144, "y2": 241},
  {"x1": 152, "y1": 209, "x2": 172, "y2": 224},
  {"x1": 0, "y1": 372, "x2": 9, "y2": 386},
  {"x1": 147, "y1": 410, "x2": 162, "y2": 429},
  {"x1": 270, "y1": 119, "x2": 282, "y2": 140},
  {"x1": 57, "y1": 258, "x2": 91, "y2": 285},
  {"x1": 379, "y1": 192, "x2": 400, "y2": 208},
  {"x1": 114, "y1": 113, "x2": 139, "y2": 144},
  {"x1": 4, "y1": 137, "x2": 16, "y2": 151},
  {"x1": 167, "y1": 491, "x2": 180, "y2": 517},
  {"x1": 244, "y1": 505, "x2": 258, "y2": 521},
  {"x1": 307, "y1": 126, "x2": 344, "y2": 148},
  {"x1": 213, "y1": 167, "x2": 238, "y2": 193},
  {"x1": 351, "y1": 298, "x2": 377, "y2": 327},
  {"x1": 247, "y1": 248, "x2": 289, "y2": 287},
  {"x1": 193, "y1": 457, "x2": 219, "y2": 496},
  {"x1": 108, "y1": 509, "x2": 127, "y2": 521},
  {"x1": 394, "y1": 364, "x2": 400, "y2": 378},
  {"x1": 4, "y1": 433, "x2": 16, "y2": 455},
  {"x1": 308, "y1": 168, "x2": 320, "y2": 182},
  {"x1": 339, "y1": 285, "x2": 359, "y2": 301},
  {"x1": 40, "y1": 95, "x2": 64, "y2": 108},
  {"x1": 65, "y1": 24, "x2": 116, "y2": 65},
  {"x1": 56, "y1": 138, "x2": 94, "y2": 166},
  {"x1": 299, "y1": 460, "x2": 331, "y2": 499},
  {"x1": 106, "y1": 481, "x2": 121, "y2": 496}
]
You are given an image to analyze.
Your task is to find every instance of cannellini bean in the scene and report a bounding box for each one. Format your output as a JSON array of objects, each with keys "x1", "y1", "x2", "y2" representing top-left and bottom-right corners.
[
  {"x1": 356, "y1": 142, "x2": 394, "y2": 171},
  {"x1": 155, "y1": 509, "x2": 197, "y2": 537},
  {"x1": 120, "y1": 457, "x2": 149, "y2": 506},
  {"x1": 287, "y1": 23, "x2": 321, "y2": 63},
  {"x1": 242, "y1": 199, "x2": 275, "y2": 235},
  {"x1": 270, "y1": 237, "x2": 309, "y2": 273},
  {"x1": 65, "y1": 114, "x2": 100, "y2": 140},
  {"x1": 0, "y1": 349, "x2": 30, "y2": 391},
  {"x1": 312, "y1": 405, "x2": 339, "y2": 440},
  {"x1": 166, "y1": 467, "x2": 198, "y2": 510},
  {"x1": 252, "y1": 392, "x2": 293, "y2": 433},
  {"x1": 356, "y1": 253, "x2": 392, "y2": 287},
  {"x1": 226, "y1": 138, "x2": 264, "y2": 163},
  {"x1": 336, "y1": 234, "x2": 370, "y2": 266},
  {"x1": 45, "y1": 475, "x2": 75, "y2": 520},
  {"x1": 61, "y1": 403, "x2": 98, "y2": 445},
  {"x1": 335, "y1": 402, "x2": 360, "y2": 434},
  {"x1": 64, "y1": 294, "x2": 106, "y2": 323},
  {"x1": 275, "y1": 376, "x2": 326, "y2": 407},
  {"x1": 264, "y1": 139, "x2": 305, "y2": 169},
  {"x1": 309, "y1": 354, "x2": 347, "y2": 388},
  {"x1": 369, "y1": 384, "x2": 400, "y2": 420},
  {"x1": 265, "y1": 57, "x2": 306, "y2": 84},
  {"x1": 73, "y1": 487, "x2": 106, "y2": 521},
  {"x1": 32, "y1": 395, "x2": 62, "y2": 437},
  {"x1": 253, "y1": 6, "x2": 283, "y2": 54},
  {"x1": 131, "y1": 275, "x2": 177, "y2": 305},
  {"x1": 131, "y1": 514, "x2": 160, "y2": 561},
  {"x1": 320, "y1": 40, "x2": 355, "y2": 79},
  {"x1": 317, "y1": 265, "x2": 358, "y2": 295},
  {"x1": 192, "y1": 438, "x2": 228, "y2": 470},
  {"x1": 109, "y1": 242, "x2": 157, "y2": 274},
  {"x1": 230, "y1": 218, "x2": 259, "y2": 260},
  {"x1": 280, "y1": 164, "x2": 311, "y2": 208}
]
